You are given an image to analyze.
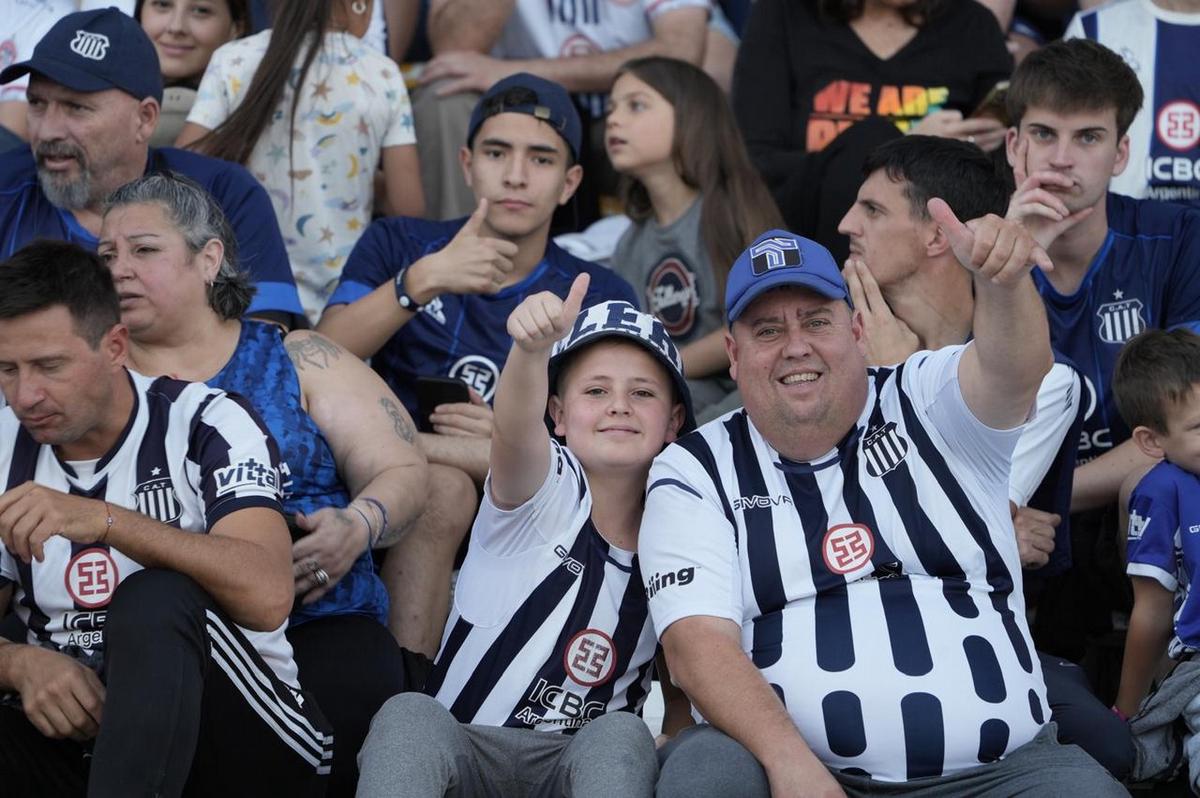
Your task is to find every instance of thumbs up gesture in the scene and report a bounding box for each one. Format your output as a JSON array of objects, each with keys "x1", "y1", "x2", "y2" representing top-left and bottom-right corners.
[
  {"x1": 408, "y1": 199, "x2": 521, "y2": 302},
  {"x1": 928, "y1": 198, "x2": 1054, "y2": 286},
  {"x1": 507, "y1": 273, "x2": 591, "y2": 353}
]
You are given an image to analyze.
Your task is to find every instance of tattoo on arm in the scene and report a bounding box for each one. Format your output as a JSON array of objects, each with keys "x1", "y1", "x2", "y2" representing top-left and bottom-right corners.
[
  {"x1": 380, "y1": 397, "x2": 416, "y2": 444},
  {"x1": 286, "y1": 335, "x2": 343, "y2": 371}
]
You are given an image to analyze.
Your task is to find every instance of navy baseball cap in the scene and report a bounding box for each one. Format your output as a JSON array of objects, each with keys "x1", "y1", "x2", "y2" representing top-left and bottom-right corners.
[
  {"x1": 0, "y1": 8, "x2": 163, "y2": 103},
  {"x1": 548, "y1": 301, "x2": 696, "y2": 434},
  {"x1": 466, "y1": 73, "x2": 582, "y2": 161},
  {"x1": 725, "y1": 230, "x2": 851, "y2": 323}
]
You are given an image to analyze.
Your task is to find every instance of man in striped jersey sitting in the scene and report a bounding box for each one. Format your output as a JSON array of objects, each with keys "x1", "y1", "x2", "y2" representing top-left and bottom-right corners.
[
  {"x1": 0, "y1": 241, "x2": 332, "y2": 797},
  {"x1": 358, "y1": 274, "x2": 695, "y2": 796},
  {"x1": 640, "y1": 221, "x2": 1127, "y2": 796}
]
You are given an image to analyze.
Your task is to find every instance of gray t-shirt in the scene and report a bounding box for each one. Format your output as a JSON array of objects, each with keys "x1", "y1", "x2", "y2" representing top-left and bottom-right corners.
[{"x1": 611, "y1": 198, "x2": 735, "y2": 412}]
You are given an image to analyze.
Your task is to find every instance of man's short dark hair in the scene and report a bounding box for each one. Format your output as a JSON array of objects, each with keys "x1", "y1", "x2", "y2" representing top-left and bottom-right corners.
[
  {"x1": 1007, "y1": 39, "x2": 1143, "y2": 138},
  {"x1": 862, "y1": 135, "x2": 1010, "y2": 222},
  {"x1": 0, "y1": 240, "x2": 120, "y2": 347},
  {"x1": 1114, "y1": 328, "x2": 1200, "y2": 434}
]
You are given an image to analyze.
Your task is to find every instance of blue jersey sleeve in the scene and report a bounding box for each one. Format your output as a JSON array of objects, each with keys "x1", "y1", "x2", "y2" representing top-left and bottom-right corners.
[
  {"x1": 200, "y1": 160, "x2": 303, "y2": 318},
  {"x1": 1165, "y1": 207, "x2": 1200, "y2": 333},
  {"x1": 1126, "y1": 466, "x2": 1182, "y2": 591},
  {"x1": 326, "y1": 218, "x2": 413, "y2": 307}
]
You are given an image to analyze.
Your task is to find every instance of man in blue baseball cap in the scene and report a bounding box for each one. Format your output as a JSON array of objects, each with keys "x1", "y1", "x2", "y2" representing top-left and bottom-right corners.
[
  {"x1": 315, "y1": 73, "x2": 637, "y2": 670},
  {"x1": 639, "y1": 213, "x2": 1126, "y2": 795},
  {"x1": 0, "y1": 7, "x2": 305, "y2": 328}
]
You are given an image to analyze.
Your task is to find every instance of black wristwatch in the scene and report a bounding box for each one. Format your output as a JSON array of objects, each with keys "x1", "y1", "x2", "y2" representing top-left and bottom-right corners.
[{"x1": 393, "y1": 266, "x2": 424, "y2": 312}]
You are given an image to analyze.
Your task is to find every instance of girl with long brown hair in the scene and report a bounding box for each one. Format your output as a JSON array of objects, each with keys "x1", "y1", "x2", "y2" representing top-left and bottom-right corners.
[
  {"x1": 178, "y1": 0, "x2": 424, "y2": 321},
  {"x1": 606, "y1": 56, "x2": 784, "y2": 417}
]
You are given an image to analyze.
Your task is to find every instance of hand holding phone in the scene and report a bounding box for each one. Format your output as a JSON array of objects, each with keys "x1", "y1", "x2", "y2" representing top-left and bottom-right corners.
[{"x1": 416, "y1": 376, "x2": 472, "y2": 433}]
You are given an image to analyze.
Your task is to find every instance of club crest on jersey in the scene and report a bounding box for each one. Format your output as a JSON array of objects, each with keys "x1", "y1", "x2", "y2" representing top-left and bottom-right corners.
[
  {"x1": 65, "y1": 548, "x2": 120, "y2": 609},
  {"x1": 822, "y1": 524, "x2": 874, "y2": 575},
  {"x1": 448, "y1": 356, "x2": 498, "y2": 402},
  {"x1": 133, "y1": 476, "x2": 182, "y2": 524},
  {"x1": 749, "y1": 237, "x2": 802, "y2": 275},
  {"x1": 645, "y1": 256, "x2": 699, "y2": 337},
  {"x1": 563, "y1": 628, "x2": 617, "y2": 687},
  {"x1": 862, "y1": 421, "x2": 909, "y2": 477},
  {"x1": 1096, "y1": 295, "x2": 1146, "y2": 344}
]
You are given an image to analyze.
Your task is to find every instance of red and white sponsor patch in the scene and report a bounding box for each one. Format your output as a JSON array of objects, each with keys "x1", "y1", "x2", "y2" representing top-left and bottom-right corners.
[
  {"x1": 564, "y1": 628, "x2": 617, "y2": 686},
  {"x1": 64, "y1": 549, "x2": 120, "y2": 609},
  {"x1": 822, "y1": 524, "x2": 874, "y2": 575},
  {"x1": 1157, "y1": 101, "x2": 1200, "y2": 152}
]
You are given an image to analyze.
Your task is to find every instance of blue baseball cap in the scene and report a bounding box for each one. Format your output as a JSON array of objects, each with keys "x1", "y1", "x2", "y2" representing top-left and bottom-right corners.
[
  {"x1": 466, "y1": 73, "x2": 582, "y2": 162},
  {"x1": 725, "y1": 230, "x2": 851, "y2": 323},
  {"x1": 548, "y1": 301, "x2": 696, "y2": 434},
  {"x1": 0, "y1": 8, "x2": 163, "y2": 103}
]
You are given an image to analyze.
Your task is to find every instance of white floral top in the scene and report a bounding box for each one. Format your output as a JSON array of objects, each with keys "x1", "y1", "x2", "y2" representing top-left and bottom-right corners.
[{"x1": 190, "y1": 29, "x2": 416, "y2": 320}]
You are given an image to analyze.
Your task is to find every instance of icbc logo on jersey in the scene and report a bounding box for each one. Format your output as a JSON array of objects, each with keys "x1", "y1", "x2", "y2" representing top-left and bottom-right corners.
[
  {"x1": 1157, "y1": 101, "x2": 1200, "y2": 152},
  {"x1": 64, "y1": 548, "x2": 120, "y2": 609},
  {"x1": 564, "y1": 628, "x2": 616, "y2": 687},
  {"x1": 822, "y1": 524, "x2": 874, "y2": 575}
]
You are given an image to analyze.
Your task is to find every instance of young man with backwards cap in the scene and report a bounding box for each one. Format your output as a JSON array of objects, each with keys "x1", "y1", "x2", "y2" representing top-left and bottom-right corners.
[
  {"x1": 0, "y1": 7, "x2": 304, "y2": 327},
  {"x1": 639, "y1": 216, "x2": 1127, "y2": 795},
  {"x1": 317, "y1": 73, "x2": 636, "y2": 667},
  {"x1": 357, "y1": 274, "x2": 692, "y2": 797}
]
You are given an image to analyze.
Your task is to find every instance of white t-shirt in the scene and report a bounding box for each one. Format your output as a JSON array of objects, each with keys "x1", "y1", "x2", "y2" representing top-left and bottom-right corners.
[
  {"x1": 639, "y1": 346, "x2": 1048, "y2": 782},
  {"x1": 189, "y1": 29, "x2": 416, "y2": 320},
  {"x1": 492, "y1": 0, "x2": 710, "y2": 115}
]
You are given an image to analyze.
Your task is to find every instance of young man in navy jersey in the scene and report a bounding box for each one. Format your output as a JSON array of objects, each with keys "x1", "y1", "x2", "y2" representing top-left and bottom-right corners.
[
  {"x1": 0, "y1": 8, "x2": 305, "y2": 328},
  {"x1": 1006, "y1": 38, "x2": 1200, "y2": 512},
  {"x1": 0, "y1": 241, "x2": 331, "y2": 796},
  {"x1": 317, "y1": 73, "x2": 637, "y2": 663},
  {"x1": 357, "y1": 278, "x2": 691, "y2": 796},
  {"x1": 640, "y1": 221, "x2": 1126, "y2": 794},
  {"x1": 1005, "y1": 38, "x2": 1200, "y2": 667}
]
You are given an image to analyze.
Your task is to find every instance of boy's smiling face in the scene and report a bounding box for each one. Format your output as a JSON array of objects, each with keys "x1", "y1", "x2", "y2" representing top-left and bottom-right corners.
[{"x1": 549, "y1": 338, "x2": 684, "y2": 475}]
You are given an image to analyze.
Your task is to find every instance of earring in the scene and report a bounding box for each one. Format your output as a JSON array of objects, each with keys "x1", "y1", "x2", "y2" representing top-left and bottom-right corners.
[{"x1": 351, "y1": 0, "x2": 367, "y2": 14}]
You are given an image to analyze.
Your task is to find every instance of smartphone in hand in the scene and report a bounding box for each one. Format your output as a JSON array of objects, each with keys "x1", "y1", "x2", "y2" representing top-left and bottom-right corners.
[{"x1": 416, "y1": 376, "x2": 472, "y2": 433}]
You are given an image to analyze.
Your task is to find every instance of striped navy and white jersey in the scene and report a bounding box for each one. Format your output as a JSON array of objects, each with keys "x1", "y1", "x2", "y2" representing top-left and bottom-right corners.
[
  {"x1": 0, "y1": 370, "x2": 300, "y2": 687},
  {"x1": 639, "y1": 345, "x2": 1048, "y2": 782},
  {"x1": 427, "y1": 439, "x2": 658, "y2": 732}
]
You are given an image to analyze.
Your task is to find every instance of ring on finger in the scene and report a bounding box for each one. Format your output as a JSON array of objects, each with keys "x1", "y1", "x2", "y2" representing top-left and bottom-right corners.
[{"x1": 313, "y1": 567, "x2": 330, "y2": 587}]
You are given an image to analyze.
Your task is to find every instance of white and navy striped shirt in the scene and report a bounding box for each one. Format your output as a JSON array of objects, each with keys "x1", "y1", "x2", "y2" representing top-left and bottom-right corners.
[
  {"x1": 640, "y1": 346, "x2": 1048, "y2": 782},
  {"x1": 0, "y1": 370, "x2": 300, "y2": 687},
  {"x1": 427, "y1": 439, "x2": 658, "y2": 732}
]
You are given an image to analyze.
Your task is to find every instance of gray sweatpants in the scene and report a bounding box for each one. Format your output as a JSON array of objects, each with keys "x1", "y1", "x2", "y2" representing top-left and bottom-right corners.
[
  {"x1": 356, "y1": 692, "x2": 657, "y2": 797},
  {"x1": 657, "y1": 722, "x2": 1129, "y2": 797}
]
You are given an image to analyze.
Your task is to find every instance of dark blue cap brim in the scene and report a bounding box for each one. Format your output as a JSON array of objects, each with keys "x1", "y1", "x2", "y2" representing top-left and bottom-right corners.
[
  {"x1": 727, "y1": 271, "x2": 850, "y2": 323},
  {"x1": 0, "y1": 57, "x2": 151, "y2": 100}
]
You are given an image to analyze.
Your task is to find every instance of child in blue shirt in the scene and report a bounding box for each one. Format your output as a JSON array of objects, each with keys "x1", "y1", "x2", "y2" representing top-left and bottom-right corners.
[{"x1": 1113, "y1": 328, "x2": 1200, "y2": 778}]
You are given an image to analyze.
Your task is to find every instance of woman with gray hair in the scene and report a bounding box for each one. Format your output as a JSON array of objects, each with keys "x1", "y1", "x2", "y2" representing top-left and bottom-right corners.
[{"x1": 98, "y1": 171, "x2": 429, "y2": 797}]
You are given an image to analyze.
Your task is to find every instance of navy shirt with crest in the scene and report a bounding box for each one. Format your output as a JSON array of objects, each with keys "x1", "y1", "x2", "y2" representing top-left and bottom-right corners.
[
  {"x1": 326, "y1": 216, "x2": 637, "y2": 415},
  {"x1": 1034, "y1": 192, "x2": 1200, "y2": 463}
]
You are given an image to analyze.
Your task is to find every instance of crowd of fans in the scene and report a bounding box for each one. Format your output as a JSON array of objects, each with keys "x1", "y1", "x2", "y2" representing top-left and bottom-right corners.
[{"x1": 0, "y1": 0, "x2": 1197, "y2": 795}]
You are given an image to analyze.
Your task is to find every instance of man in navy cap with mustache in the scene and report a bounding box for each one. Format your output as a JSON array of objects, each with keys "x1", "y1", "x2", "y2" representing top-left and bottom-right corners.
[{"x1": 0, "y1": 7, "x2": 304, "y2": 328}]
